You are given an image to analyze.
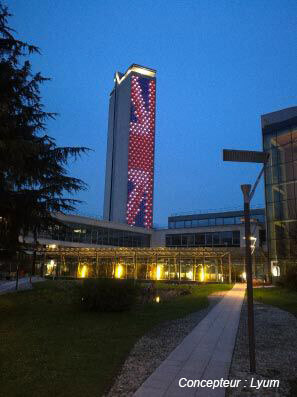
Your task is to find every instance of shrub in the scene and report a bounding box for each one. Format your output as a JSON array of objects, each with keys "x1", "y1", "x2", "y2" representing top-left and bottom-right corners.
[
  {"x1": 279, "y1": 265, "x2": 297, "y2": 291},
  {"x1": 80, "y1": 279, "x2": 140, "y2": 312},
  {"x1": 139, "y1": 283, "x2": 192, "y2": 303}
]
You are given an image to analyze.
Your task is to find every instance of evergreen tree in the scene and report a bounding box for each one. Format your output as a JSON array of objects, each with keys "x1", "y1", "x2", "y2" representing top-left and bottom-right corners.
[{"x1": 0, "y1": 3, "x2": 90, "y2": 271}]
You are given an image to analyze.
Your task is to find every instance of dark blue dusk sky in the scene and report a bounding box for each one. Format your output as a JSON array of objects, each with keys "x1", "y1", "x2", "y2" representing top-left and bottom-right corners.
[{"x1": 9, "y1": 0, "x2": 297, "y2": 226}]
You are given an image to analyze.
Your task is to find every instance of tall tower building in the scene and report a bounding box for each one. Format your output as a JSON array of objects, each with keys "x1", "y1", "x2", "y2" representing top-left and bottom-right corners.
[{"x1": 103, "y1": 64, "x2": 156, "y2": 229}]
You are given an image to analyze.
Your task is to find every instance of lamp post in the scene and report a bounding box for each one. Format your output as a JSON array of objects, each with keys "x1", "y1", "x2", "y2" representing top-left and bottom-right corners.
[
  {"x1": 241, "y1": 184, "x2": 256, "y2": 373},
  {"x1": 223, "y1": 149, "x2": 269, "y2": 374}
]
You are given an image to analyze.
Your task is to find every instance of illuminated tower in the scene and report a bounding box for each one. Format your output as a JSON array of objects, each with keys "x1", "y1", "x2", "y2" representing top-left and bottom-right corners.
[{"x1": 103, "y1": 64, "x2": 156, "y2": 229}]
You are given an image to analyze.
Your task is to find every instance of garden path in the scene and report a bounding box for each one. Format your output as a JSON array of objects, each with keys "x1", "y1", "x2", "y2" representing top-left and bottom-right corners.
[{"x1": 134, "y1": 283, "x2": 246, "y2": 397}]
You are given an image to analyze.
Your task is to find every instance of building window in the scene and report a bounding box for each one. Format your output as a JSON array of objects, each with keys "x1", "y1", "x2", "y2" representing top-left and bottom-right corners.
[
  {"x1": 175, "y1": 221, "x2": 185, "y2": 228},
  {"x1": 181, "y1": 236, "x2": 187, "y2": 246},
  {"x1": 232, "y1": 231, "x2": 240, "y2": 246},
  {"x1": 205, "y1": 233, "x2": 212, "y2": 245},
  {"x1": 195, "y1": 233, "x2": 205, "y2": 245},
  {"x1": 187, "y1": 234, "x2": 195, "y2": 246},
  {"x1": 198, "y1": 219, "x2": 209, "y2": 226},
  {"x1": 221, "y1": 231, "x2": 233, "y2": 246},
  {"x1": 172, "y1": 235, "x2": 181, "y2": 246},
  {"x1": 185, "y1": 220, "x2": 192, "y2": 228},
  {"x1": 216, "y1": 218, "x2": 223, "y2": 225},
  {"x1": 213, "y1": 232, "x2": 220, "y2": 245},
  {"x1": 91, "y1": 230, "x2": 98, "y2": 244},
  {"x1": 223, "y1": 217, "x2": 234, "y2": 225}
]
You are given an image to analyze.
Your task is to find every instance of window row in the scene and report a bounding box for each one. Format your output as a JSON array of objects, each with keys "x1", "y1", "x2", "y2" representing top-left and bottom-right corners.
[
  {"x1": 169, "y1": 215, "x2": 265, "y2": 229},
  {"x1": 165, "y1": 231, "x2": 240, "y2": 247},
  {"x1": 39, "y1": 223, "x2": 151, "y2": 247}
]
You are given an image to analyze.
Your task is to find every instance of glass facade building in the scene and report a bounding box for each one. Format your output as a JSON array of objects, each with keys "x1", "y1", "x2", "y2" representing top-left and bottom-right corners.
[
  {"x1": 168, "y1": 209, "x2": 265, "y2": 229},
  {"x1": 262, "y1": 107, "x2": 297, "y2": 270},
  {"x1": 39, "y1": 221, "x2": 151, "y2": 248}
]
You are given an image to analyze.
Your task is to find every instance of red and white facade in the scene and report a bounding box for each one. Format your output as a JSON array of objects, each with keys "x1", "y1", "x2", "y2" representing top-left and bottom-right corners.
[
  {"x1": 126, "y1": 75, "x2": 156, "y2": 228},
  {"x1": 103, "y1": 65, "x2": 156, "y2": 229}
]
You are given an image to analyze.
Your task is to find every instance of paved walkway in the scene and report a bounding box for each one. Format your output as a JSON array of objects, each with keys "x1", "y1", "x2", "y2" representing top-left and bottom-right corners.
[
  {"x1": 134, "y1": 283, "x2": 246, "y2": 397},
  {"x1": 0, "y1": 276, "x2": 44, "y2": 294}
]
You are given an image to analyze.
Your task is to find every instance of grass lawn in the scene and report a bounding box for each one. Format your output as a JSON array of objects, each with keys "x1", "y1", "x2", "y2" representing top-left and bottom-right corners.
[
  {"x1": 0, "y1": 281, "x2": 232, "y2": 397},
  {"x1": 254, "y1": 287, "x2": 297, "y2": 317}
]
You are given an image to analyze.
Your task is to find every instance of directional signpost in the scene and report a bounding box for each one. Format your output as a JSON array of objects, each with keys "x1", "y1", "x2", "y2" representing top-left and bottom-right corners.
[
  {"x1": 223, "y1": 149, "x2": 269, "y2": 373},
  {"x1": 223, "y1": 149, "x2": 269, "y2": 164}
]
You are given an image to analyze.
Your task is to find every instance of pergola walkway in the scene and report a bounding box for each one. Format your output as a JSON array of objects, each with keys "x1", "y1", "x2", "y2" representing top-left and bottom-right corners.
[
  {"x1": 134, "y1": 283, "x2": 246, "y2": 397},
  {"x1": 38, "y1": 246, "x2": 232, "y2": 282}
]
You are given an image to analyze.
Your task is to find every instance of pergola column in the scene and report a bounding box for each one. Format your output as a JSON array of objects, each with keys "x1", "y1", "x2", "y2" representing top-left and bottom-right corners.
[
  {"x1": 174, "y1": 256, "x2": 177, "y2": 280},
  {"x1": 134, "y1": 251, "x2": 137, "y2": 280},
  {"x1": 203, "y1": 254, "x2": 205, "y2": 283},
  {"x1": 96, "y1": 251, "x2": 99, "y2": 277},
  {"x1": 215, "y1": 258, "x2": 219, "y2": 282},
  {"x1": 228, "y1": 253, "x2": 232, "y2": 284},
  {"x1": 42, "y1": 252, "x2": 46, "y2": 277},
  {"x1": 77, "y1": 252, "x2": 80, "y2": 278}
]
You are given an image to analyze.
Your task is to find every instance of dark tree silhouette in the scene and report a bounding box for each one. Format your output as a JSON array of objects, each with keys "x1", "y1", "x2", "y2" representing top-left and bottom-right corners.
[{"x1": 0, "y1": 3, "x2": 90, "y2": 280}]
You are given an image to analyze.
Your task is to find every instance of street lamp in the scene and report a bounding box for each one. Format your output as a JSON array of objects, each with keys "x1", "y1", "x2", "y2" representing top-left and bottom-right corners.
[{"x1": 223, "y1": 149, "x2": 269, "y2": 373}]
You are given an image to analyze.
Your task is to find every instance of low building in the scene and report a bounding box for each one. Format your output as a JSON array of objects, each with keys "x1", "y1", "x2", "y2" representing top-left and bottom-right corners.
[
  {"x1": 26, "y1": 213, "x2": 152, "y2": 249},
  {"x1": 152, "y1": 208, "x2": 266, "y2": 249},
  {"x1": 28, "y1": 208, "x2": 267, "y2": 282}
]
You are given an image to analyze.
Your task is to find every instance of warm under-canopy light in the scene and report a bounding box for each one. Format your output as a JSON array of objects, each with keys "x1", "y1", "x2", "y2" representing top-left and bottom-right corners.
[
  {"x1": 200, "y1": 267, "x2": 205, "y2": 282},
  {"x1": 77, "y1": 264, "x2": 88, "y2": 278},
  {"x1": 115, "y1": 264, "x2": 124, "y2": 279},
  {"x1": 156, "y1": 264, "x2": 162, "y2": 280}
]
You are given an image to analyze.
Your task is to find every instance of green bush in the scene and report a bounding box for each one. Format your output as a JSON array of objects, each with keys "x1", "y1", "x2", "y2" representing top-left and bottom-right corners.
[
  {"x1": 278, "y1": 265, "x2": 297, "y2": 291},
  {"x1": 80, "y1": 278, "x2": 140, "y2": 312}
]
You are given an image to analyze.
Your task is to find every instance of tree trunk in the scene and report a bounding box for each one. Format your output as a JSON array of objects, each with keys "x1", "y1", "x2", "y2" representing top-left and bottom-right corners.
[
  {"x1": 15, "y1": 252, "x2": 19, "y2": 290},
  {"x1": 32, "y1": 249, "x2": 36, "y2": 276}
]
